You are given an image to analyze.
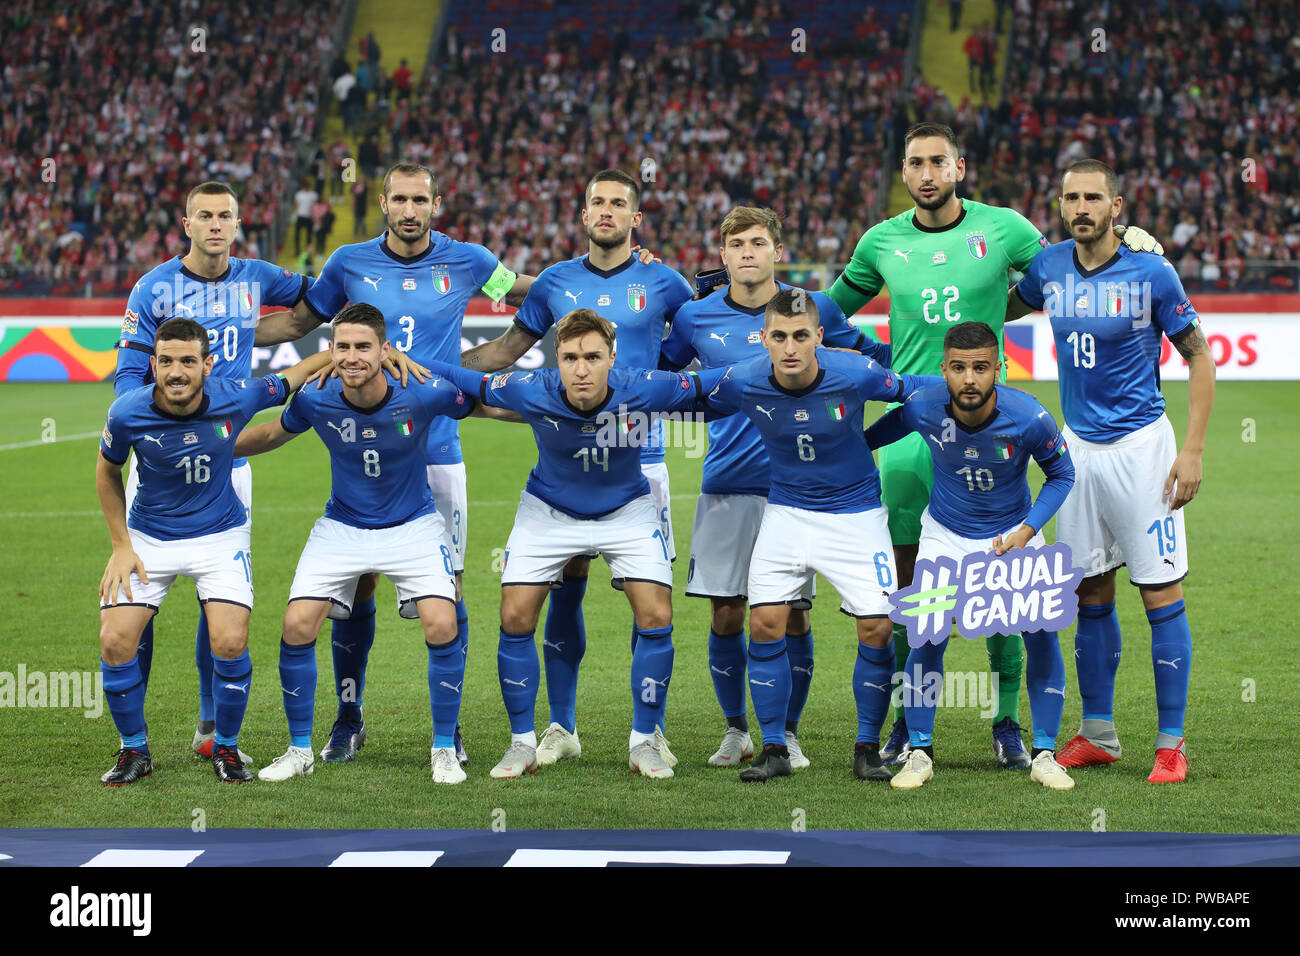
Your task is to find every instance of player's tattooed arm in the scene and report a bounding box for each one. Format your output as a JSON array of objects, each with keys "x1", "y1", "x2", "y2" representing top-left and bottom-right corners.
[
  {"x1": 502, "y1": 274, "x2": 536, "y2": 308},
  {"x1": 1165, "y1": 323, "x2": 1216, "y2": 510},
  {"x1": 96, "y1": 454, "x2": 148, "y2": 605},
  {"x1": 255, "y1": 300, "x2": 322, "y2": 346},
  {"x1": 461, "y1": 324, "x2": 540, "y2": 371}
]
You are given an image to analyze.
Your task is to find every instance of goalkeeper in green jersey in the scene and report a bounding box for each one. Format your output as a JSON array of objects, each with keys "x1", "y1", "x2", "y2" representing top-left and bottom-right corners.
[{"x1": 827, "y1": 122, "x2": 1161, "y2": 769}]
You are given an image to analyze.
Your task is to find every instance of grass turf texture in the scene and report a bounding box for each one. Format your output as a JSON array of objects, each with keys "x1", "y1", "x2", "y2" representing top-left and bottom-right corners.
[{"x1": 0, "y1": 381, "x2": 1295, "y2": 833}]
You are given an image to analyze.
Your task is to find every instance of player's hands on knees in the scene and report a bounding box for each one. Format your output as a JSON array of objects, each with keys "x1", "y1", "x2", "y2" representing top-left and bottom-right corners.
[
  {"x1": 384, "y1": 348, "x2": 430, "y2": 387},
  {"x1": 992, "y1": 524, "x2": 1035, "y2": 555},
  {"x1": 632, "y1": 244, "x2": 662, "y2": 265},
  {"x1": 101, "y1": 548, "x2": 148, "y2": 605},
  {"x1": 1164, "y1": 450, "x2": 1202, "y2": 510}
]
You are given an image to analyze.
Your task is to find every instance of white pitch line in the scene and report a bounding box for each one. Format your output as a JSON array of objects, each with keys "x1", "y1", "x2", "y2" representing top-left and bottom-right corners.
[{"x1": 0, "y1": 430, "x2": 101, "y2": 452}]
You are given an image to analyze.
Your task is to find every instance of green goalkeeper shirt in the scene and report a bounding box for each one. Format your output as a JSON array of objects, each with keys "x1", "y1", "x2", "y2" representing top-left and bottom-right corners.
[{"x1": 827, "y1": 199, "x2": 1046, "y2": 376}]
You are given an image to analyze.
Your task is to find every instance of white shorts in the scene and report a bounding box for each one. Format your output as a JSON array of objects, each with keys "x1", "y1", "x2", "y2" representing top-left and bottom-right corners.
[
  {"x1": 687, "y1": 493, "x2": 814, "y2": 607},
  {"x1": 642, "y1": 461, "x2": 675, "y2": 561},
  {"x1": 503, "y1": 492, "x2": 673, "y2": 588},
  {"x1": 127, "y1": 458, "x2": 252, "y2": 524},
  {"x1": 917, "y1": 507, "x2": 1047, "y2": 564},
  {"x1": 426, "y1": 462, "x2": 467, "y2": 572},
  {"x1": 1058, "y1": 415, "x2": 1189, "y2": 586},
  {"x1": 101, "y1": 525, "x2": 254, "y2": 611},
  {"x1": 288, "y1": 512, "x2": 458, "y2": 620},
  {"x1": 748, "y1": 504, "x2": 897, "y2": 618}
]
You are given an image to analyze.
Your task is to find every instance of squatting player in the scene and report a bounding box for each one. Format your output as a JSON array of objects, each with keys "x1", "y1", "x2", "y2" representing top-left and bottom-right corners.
[
  {"x1": 827, "y1": 122, "x2": 1162, "y2": 769},
  {"x1": 430, "y1": 310, "x2": 720, "y2": 781},
  {"x1": 659, "y1": 205, "x2": 890, "y2": 770},
  {"x1": 460, "y1": 169, "x2": 693, "y2": 768},
  {"x1": 1009, "y1": 159, "x2": 1214, "y2": 783},
  {"x1": 233, "y1": 305, "x2": 516, "y2": 785},
  {"x1": 700, "y1": 290, "x2": 938, "y2": 783},
  {"x1": 96, "y1": 318, "x2": 331, "y2": 784},
  {"x1": 864, "y1": 322, "x2": 1077, "y2": 790}
]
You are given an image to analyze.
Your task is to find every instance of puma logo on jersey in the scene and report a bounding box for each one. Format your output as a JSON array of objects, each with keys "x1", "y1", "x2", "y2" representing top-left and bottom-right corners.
[
  {"x1": 564, "y1": 290, "x2": 582, "y2": 304},
  {"x1": 710, "y1": 332, "x2": 731, "y2": 346},
  {"x1": 755, "y1": 405, "x2": 774, "y2": 420},
  {"x1": 709, "y1": 366, "x2": 732, "y2": 399},
  {"x1": 332, "y1": 640, "x2": 355, "y2": 653},
  {"x1": 438, "y1": 680, "x2": 463, "y2": 695},
  {"x1": 894, "y1": 249, "x2": 912, "y2": 264},
  {"x1": 1043, "y1": 687, "x2": 1066, "y2": 697},
  {"x1": 325, "y1": 419, "x2": 355, "y2": 442},
  {"x1": 173, "y1": 302, "x2": 194, "y2": 315},
  {"x1": 749, "y1": 678, "x2": 775, "y2": 688},
  {"x1": 927, "y1": 433, "x2": 946, "y2": 449},
  {"x1": 862, "y1": 681, "x2": 890, "y2": 692},
  {"x1": 1156, "y1": 658, "x2": 1182, "y2": 670},
  {"x1": 542, "y1": 639, "x2": 564, "y2": 652},
  {"x1": 542, "y1": 416, "x2": 561, "y2": 430},
  {"x1": 502, "y1": 676, "x2": 529, "y2": 687},
  {"x1": 140, "y1": 434, "x2": 164, "y2": 447},
  {"x1": 281, "y1": 686, "x2": 301, "y2": 697},
  {"x1": 362, "y1": 276, "x2": 382, "y2": 291},
  {"x1": 710, "y1": 666, "x2": 734, "y2": 677},
  {"x1": 222, "y1": 682, "x2": 249, "y2": 695},
  {"x1": 791, "y1": 665, "x2": 813, "y2": 675}
]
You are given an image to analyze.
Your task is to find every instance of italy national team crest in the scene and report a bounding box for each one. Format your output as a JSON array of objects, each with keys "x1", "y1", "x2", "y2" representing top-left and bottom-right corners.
[
  {"x1": 627, "y1": 284, "x2": 646, "y2": 313},
  {"x1": 431, "y1": 266, "x2": 452, "y2": 294},
  {"x1": 214, "y1": 421, "x2": 233, "y2": 440},
  {"x1": 966, "y1": 232, "x2": 988, "y2": 260},
  {"x1": 826, "y1": 400, "x2": 846, "y2": 421},
  {"x1": 1105, "y1": 286, "x2": 1124, "y2": 316}
]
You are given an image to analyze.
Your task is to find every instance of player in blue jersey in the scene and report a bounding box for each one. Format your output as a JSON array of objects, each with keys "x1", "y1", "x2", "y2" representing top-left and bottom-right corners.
[
  {"x1": 1008, "y1": 159, "x2": 1215, "y2": 784},
  {"x1": 301, "y1": 161, "x2": 539, "y2": 767},
  {"x1": 113, "y1": 181, "x2": 326, "y2": 766},
  {"x1": 659, "y1": 205, "x2": 891, "y2": 770},
  {"x1": 232, "y1": 304, "x2": 518, "y2": 785},
  {"x1": 428, "y1": 310, "x2": 719, "y2": 781},
  {"x1": 96, "y1": 318, "x2": 332, "y2": 785},
  {"x1": 458, "y1": 169, "x2": 692, "y2": 768},
  {"x1": 864, "y1": 322, "x2": 1078, "y2": 790},
  {"x1": 698, "y1": 290, "x2": 938, "y2": 783}
]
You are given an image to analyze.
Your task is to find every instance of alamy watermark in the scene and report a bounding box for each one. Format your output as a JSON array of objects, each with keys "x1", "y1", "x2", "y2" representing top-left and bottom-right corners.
[{"x1": 0, "y1": 667, "x2": 103, "y2": 718}]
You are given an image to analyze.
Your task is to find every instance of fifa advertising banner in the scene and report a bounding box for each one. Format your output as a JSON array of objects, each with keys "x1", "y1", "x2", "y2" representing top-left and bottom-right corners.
[{"x1": 0, "y1": 295, "x2": 1297, "y2": 383}]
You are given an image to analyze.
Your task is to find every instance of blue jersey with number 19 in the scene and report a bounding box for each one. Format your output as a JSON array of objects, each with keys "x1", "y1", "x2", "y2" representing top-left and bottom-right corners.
[
  {"x1": 1015, "y1": 243, "x2": 1199, "y2": 442},
  {"x1": 306, "y1": 231, "x2": 517, "y2": 465},
  {"x1": 279, "y1": 373, "x2": 476, "y2": 530},
  {"x1": 100, "y1": 375, "x2": 290, "y2": 540},
  {"x1": 702, "y1": 349, "x2": 936, "y2": 513}
]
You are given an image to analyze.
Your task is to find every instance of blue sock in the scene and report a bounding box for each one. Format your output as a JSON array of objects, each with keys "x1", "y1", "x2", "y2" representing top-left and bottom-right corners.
[
  {"x1": 429, "y1": 639, "x2": 466, "y2": 749},
  {"x1": 901, "y1": 639, "x2": 946, "y2": 748},
  {"x1": 747, "y1": 637, "x2": 790, "y2": 746},
  {"x1": 136, "y1": 619, "x2": 156, "y2": 692},
  {"x1": 1075, "y1": 601, "x2": 1121, "y2": 721},
  {"x1": 785, "y1": 629, "x2": 814, "y2": 730},
  {"x1": 542, "y1": 576, "x2": 586, "y2": 733},
  {"x1": 455, "y1": 597, "x2": 469, "y2": 738},
  {"x1": 1148, "y1": 600, "x2": 1192, "y2": 737},
  {"x1": 854, "y1": 642, "x2": 895, "y2": 744},
  {"x1": 102, "y1": 657, "x2": 148, "y2": 750},
  {"x1": 331, "y1": 596, "x2": 376, "y2": 723},
  {"x1": 195, "y1": 608, "x2": 214, "y2": 722},
  {"x1": 630, "y1": 625, "x2": 674, "y2": 734},
  {"x1": 708, "y1": 629, "x2": 747, "y2": 718},
  {"x1": 279, "y1": 640, "x2": 316, "y2": 750},
  {"x1": 498, "y1": 629, "x2": 539, "y2": 734},
  {"x1": 1023, "y1": 630, "x2": 1066, "y2": 750},
  {"x1": 211, "y1": 650, "x2": 252, "y2": 747}
]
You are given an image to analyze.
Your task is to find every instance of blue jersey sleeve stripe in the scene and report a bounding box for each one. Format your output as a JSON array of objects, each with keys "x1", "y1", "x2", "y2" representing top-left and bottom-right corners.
[
  {"x1": 119, "y1": 340, "x2": 154, "y2": 356},
  {"x1": 511, "y1": 318, "x2": 541, "y2": 339},
  {"x1": 279, "y1": 410, "x2": 311, "y2": 434}
]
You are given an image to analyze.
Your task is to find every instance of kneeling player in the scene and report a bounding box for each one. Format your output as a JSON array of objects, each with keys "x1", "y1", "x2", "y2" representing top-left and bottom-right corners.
[
  {"x1": 430, "y1": 310, "x2": 717, "y2": 780},
  {"x1": 699, "y1": 290, "x2": 938, "y2": 782},
  {"x1": 234, "y1": 304, "x2": 513, "y2": 785},
  {"x1": 865, "y1": 322, "x2": 1077, "y2": 790},
  {"x1": 96, "y1": 318, "x2": 330, "y2": 784}
]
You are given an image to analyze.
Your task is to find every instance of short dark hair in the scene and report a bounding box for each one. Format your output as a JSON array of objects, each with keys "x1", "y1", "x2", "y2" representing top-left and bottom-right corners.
[
  {"x1": 585, "y1": 169, "x2": 640, "y2": 210},
  {"x1": 903, "y1": 122, "x2": 961, "y2": 159},
  {"x1": 944, "y1": 321, "x2": 999, "y2": 354},
  {"x1": 764, "y1": 288, "x2": 820, "y2": 328},
  {"x1": 1062, "y1": 159, "x2": 1120, "y2": 199},
  {"x1": 155, "y1": 317, "x2": 210, "y2": 357},
  {"x1": 185, "y1": 181, "x2": 238, "y2": 216},
  {"x1": 383, "y1": 161, "x2": 438, "y2": 198},
  {"x1": 332, "y1": 302, "x2": 387, "y2": 343},
  {"x1": 555, "y1": 308, "x2": 616, "y2": 352}
]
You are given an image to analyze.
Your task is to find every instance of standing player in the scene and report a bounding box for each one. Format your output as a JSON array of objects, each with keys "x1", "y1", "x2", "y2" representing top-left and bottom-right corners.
[
  {"x1": 864, "y1": 322, "x2": 1077, "y2": 790},
  {"x1": 826, "y1": 122, "x2": 1161, "y2": 768},
  {"x1": 428, "y1": 310, "x2": 719, "y2": 781},
  {"x1": 1009, "y1": 159, "x2": 1213, "y2": 783},
  {"x1": 96, "y1": 318, "x2": 331, "y2": 784},
  {"x1": 459, "y1": 169, "x2": 693, "y2": 768},
  {"x1": 114, "y1": 181, "x2": 336, "y2": 765},
  {"x1": 700, "y1": 290, "x2": 938, "y2": 783},
  {"x1": 302, "y1": 162, "x2": 534, "y2": 766},
  {"x1": 659, "y1": 205, "x2": 890, "y2": 769},
  {"x1": 233, "y1": 305, "x2": 516, "y2": 785}
]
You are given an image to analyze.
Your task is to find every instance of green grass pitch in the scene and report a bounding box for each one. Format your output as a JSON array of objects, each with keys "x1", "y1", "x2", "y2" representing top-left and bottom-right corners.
[{"x1": 0, "y1": 380, "x2": 1296, "y2": 833}]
